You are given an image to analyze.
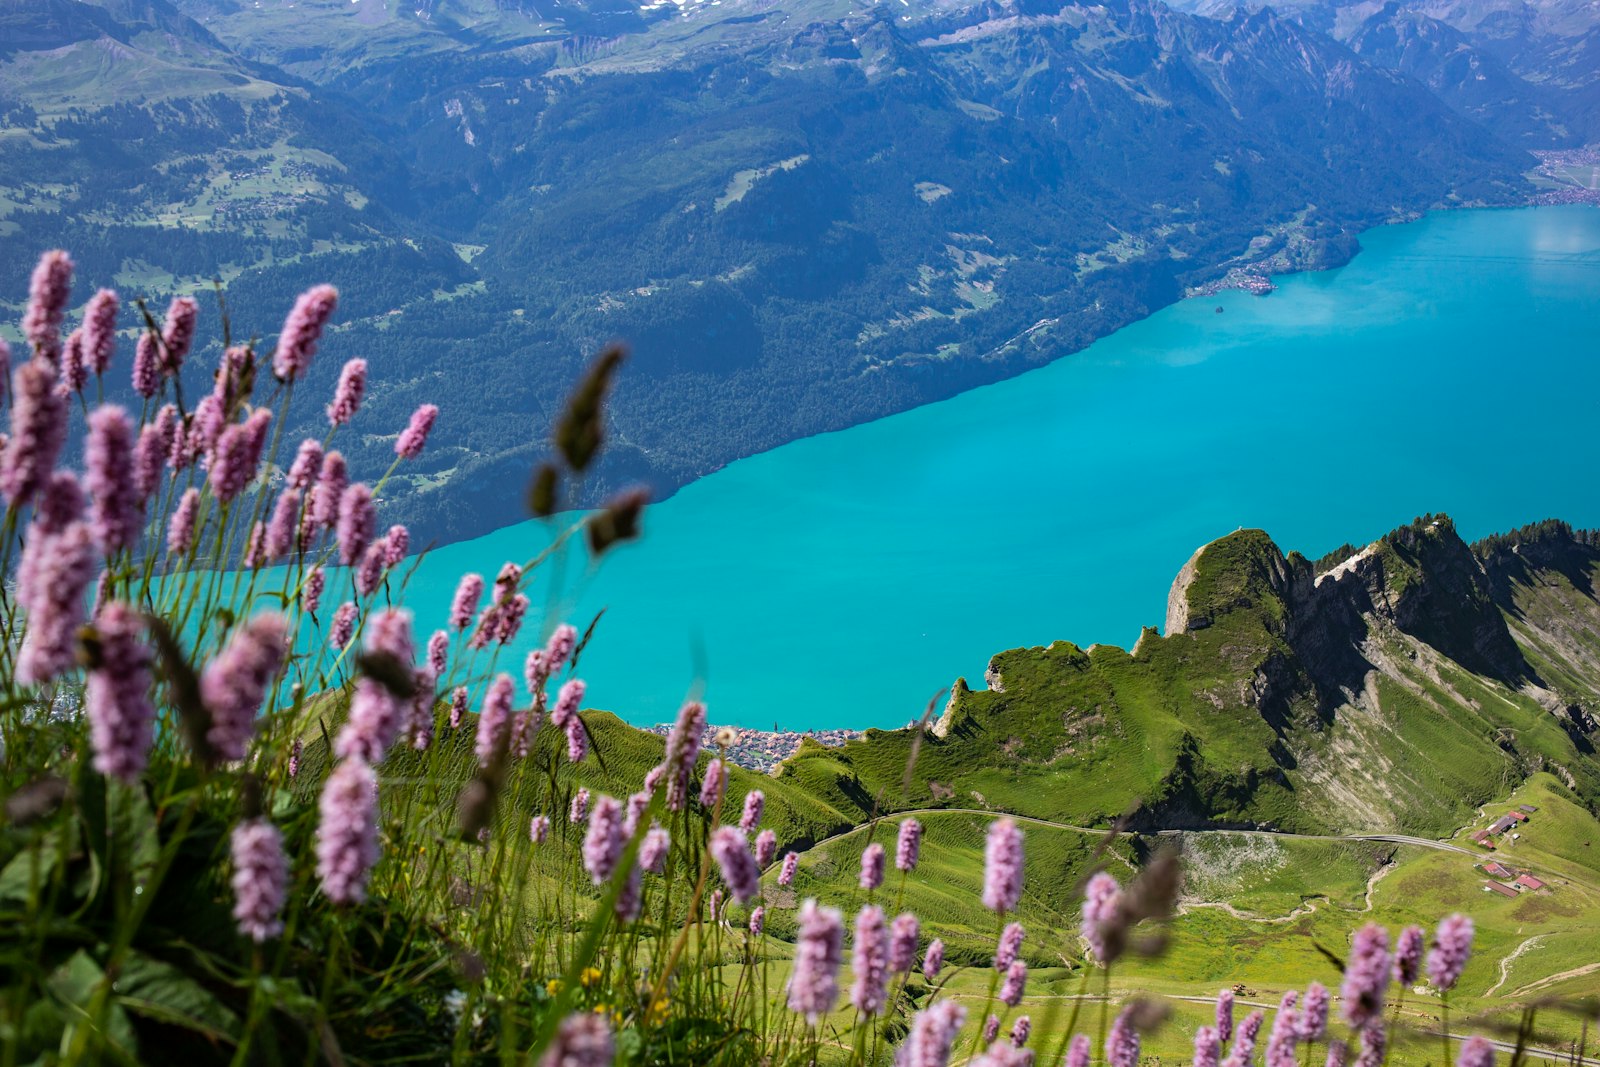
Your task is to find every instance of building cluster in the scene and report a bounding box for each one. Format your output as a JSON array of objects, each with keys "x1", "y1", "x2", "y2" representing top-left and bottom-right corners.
[
  {"x1": 1467, "y1": 804, "x2": 1551, "y2": 897},
  {"x1": 645, "y1": 722, "x2": 862, "y2": 773}
]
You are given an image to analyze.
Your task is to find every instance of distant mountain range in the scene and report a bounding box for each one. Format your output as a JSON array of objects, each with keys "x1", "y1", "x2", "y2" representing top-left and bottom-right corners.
[{"x1": 1, "y1": 0, "x2": 1591, "y2": 544}]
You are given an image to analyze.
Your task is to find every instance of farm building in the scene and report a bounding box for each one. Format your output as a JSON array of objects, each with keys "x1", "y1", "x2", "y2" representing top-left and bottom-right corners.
[
  {"x1": 1516, "y1": 874, "x2": 1546, "y2": 891},
  {"x1": 1490, "y1": 816, "x2": 1518, "y2": 835},
  {"x1": 1483, "y1": 862, "x2": 1513, "y2": 879},
  {"x1": 1519, "y1": 805, "x2": 1538, "y2": 814},
  {"x1": 1508, "y1": 811, "x2": 1528, "y2": 823},
  {"x1": 1484, "y1": 881, "x2": 1519, "y2": 898}
]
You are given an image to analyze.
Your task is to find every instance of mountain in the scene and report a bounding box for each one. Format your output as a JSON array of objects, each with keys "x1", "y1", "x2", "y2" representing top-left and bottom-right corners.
[
  {"x1": 0, "y1": 0, "x2": 1541, "y2": 545},
  {"x1": 751, "y1": 515, "x2": 1600, "y2": 844},
  {"x1": 1168, "y1": 0, "x2": 1600, "y2": 145}
]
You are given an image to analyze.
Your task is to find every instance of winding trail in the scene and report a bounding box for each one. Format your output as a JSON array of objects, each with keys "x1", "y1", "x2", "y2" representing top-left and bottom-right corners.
[
  {"x1": 1506, "y1": 960, "x2": 1600, "y2": 998},
  {"x1": 1485, "y1": 936, "x2": 1547, "y2": 997},
  {"x1": 787, "y1": 807, "x2": 1481, "y2": 865}
]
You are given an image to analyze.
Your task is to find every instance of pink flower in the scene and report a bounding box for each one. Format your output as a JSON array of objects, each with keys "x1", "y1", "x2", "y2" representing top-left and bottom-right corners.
[
  {"x1": 1108, "y1": 1008, "x2": 1140, "y2": 1067},
  {"x1": 1081, "y1": 871, "x2": 1123, "y2": 964},
  {"x1": 860, "y1": 842, "x2": 885, "y2": 890},
  {"x1": 749, "y1": 905, "x2": 765, "y2": 937},
  {"x1": 133, "y1": 422, "x2": 167, "y2": 501},
  {"x1": 739, "y1": 789, "x2": 765, "y2": 832},
  {"x1": 1341, "y1": 923, "x2": 1391, "y2": 1029},
  {"x1": 551, "y1": 678, "x2": 586, "y2": 727},
  {"x1": 582, "y1": 794, "x2": 626, "y2": 884},
  {"x1": 787, "y1": 899, "x2": 844, "y2": 1023},
  {"x1": 83, "y1": 289, "x2": 118, "y2": 373},
  {"x1": 983, "y1": 818, "x2": 1025, "y2": 913},
  {"x1": 289, "y1": 739, "x2": 301, "y2": 778},
  {"x1": 200, "y1": 613, "x2": 289, "y2": 761},
  {"x1": 316, "y1": 757, "x2": 379, "y2": 904},
  {"x1": 266, "y1": 488, "x2": 302, "y2": 561},
  {"x1": 755, "y1": 828, "x2": 777, "y2": 867},
  {"x1": 545, "y1": 622, "x2": 578, "y2": 671},
  {"x1": 1354, "y1": 1026, "x2": 1386, "y2": 1067},
  {"x1": 897, "y1": 817, "x2": 922, "y2": 872},
  {"x1": 329, "y1": 601, "x2": 358, "y2": 650},
  {"x1": 1394, "y1": 925, "x2": 1424, "y2": 985},
  {"x1": 85, "y1": 405, "x2": 142, "y2": 553},
  {"x1": 1216, "y1": 988, "x2": 1235, "y2": 1042},
  {"x1": 1427, "y1": 914, "x2": 1473, "y2": 992},
  {"x1": 889, "y1": 911, "x2": 920, "y2": 973},
  {"x1": 450, "y1": 686, "x2": 468, "y2": 728},
  {"x1": 1266, "y1": 993, "x2": 1300, "y2": 1067},
  {"x1": 303, "y1": 566, "x2": 325, "y2": 614},
  {"x1": 450, "y1": 573, "x2": 484, "y2": 630},
  {"x1": 287, "y1": 438, "x2": 323, "y2": 491},
  {"x1": 850, "y1": 905, "x2": 890, "y2": 1015},
  {"x1": 395, "y1": 403, "x2": 438, "y2": 459},
  {"x1": 327, "y1": 358, "x2": 366, "y2": 425},
  {"x1": 923, "y1": 938, "x2": 944, "y2": 980},
  {"x1": 310, "y1": 451, "x2": 347, "y2": 530},
  {"x1": 999, "y1": 959, "x2": 1027, "y2": 1007},
  {"x1": 1011, "y1": 1016, "x2": 1031, "y2": 1048},
  {"x1": 996, "y1": 921, "x2": 1025, "y2": 971},
  {"x1": 1457, "y1": 1036, "x2": 1494, "y2": 1067},
  {"x1": 356, "y1": 541, "x2": 386, "y2": 597},
  {"x1": 273, "y1": 284, "x2": 338, "y2": 381},
  {"x1": 383, "y1": 525, "x2": 408, "y2": 567},
  {"x1": 85, "y1": 602, "x2": 154, "y2": 782},
  {"x1": 132, "y1": 333, "x2": 159, "y2": 398},
  {"x1": 1195, "y1": 1026, "x2": 1222, "y2": 1067},
  {"x1": 168, "y1": 488, "x2": 200, "y2": 556},
  {"x1": 427, "y1": 630, "x2": 449, "y2": 677},
  {"x1": 1067, "y1": 1034, "x2": 1092, "y2": 1067},
  {"x1": 2, "y1": 359, "x2": 69, "y2": 506},
  {"x1": 710, "y1": 825, "x2": 760, "y2": 903},
  {"x1": 565, "y1": 716, "x2": 587, "y2": 763},
  {"x1": 700, "y1": 758, "x2": 726, "y2": 809},
  {"x1": 160, "y1": 296, "x2": 198, "y2": 374},
  {"x1": 475, "y1": 674, "x2": 515, "y2": 765},
  {"x1": 16, "y1": 522, "x2": 96, "y2": 685},
  {"x1": 336, "y1": 483, "x2": 375, "y2": 565},
  {"x1": 538, "y1": 1013, "x2": 612, "y2": 1067},
  {"x1": 530, "y1": 814, "x2": 550, "y2": 844},
  {"x1": 902, "y1": 1001, "x2": 965, "y2": 1067},
  {"x1": 569, "y1": 787, "x2": 589, "y2": 824},
  {"x1": 641, "y1": 826, "x2": 670, "y2": 872},
  {"x1": 209, "y1": 420, "x2": 260, "y2": 503},
  {"x1": 61, "y1": 330, "x2": 87, "y2": 392},
  {"x1": 23, "y1": 250, "x2": 72, "y2": 359},
  {"x1": 1227, "y1": 1011, "x2": 1266, "y2": 1067},
  {"x1": 231, "y1": 817, "x2": 288, "y2": 942},
  {"x1": 1298, "y1": 982, "x2": 1329, "y2": 1042},
  {"x1": 779, "y1": 851, "x2": 799, "y2": 887},
  {"x1": 334, "y1": 610, "x2": 414, "y2": 764}
]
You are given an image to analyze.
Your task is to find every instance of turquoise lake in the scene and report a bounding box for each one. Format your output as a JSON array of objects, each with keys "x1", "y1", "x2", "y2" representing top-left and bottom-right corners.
[{"x1": 406, "y1": 205, "x2": 1600, "y2": 730}]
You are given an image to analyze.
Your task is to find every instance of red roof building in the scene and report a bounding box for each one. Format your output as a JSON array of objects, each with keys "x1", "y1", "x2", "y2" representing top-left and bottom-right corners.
[
  {"x1": 1485, "y1": 881, "x2": 1519, "y2": 898},
  {"x1": 1516, "y1": 874, "x2": 1546, "y2": 891},
  {"x1": 1483, "y1": 862, "x2": 1513, "y2": 879},
  {"x1": 1508, "y1": 811, "x2": 1529, "y2": 822}
]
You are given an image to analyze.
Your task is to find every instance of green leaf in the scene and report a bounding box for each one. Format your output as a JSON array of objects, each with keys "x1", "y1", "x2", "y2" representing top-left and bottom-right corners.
[
  {"x1": 49, "y1": 950, "x2": 139, "y2": 1056},
  {"x1": 114, "y1": 953, "x2": 239, "y2": 1045}
]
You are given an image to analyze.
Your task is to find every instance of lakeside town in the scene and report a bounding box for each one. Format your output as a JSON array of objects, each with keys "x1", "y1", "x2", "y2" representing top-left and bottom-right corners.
[{"x1": 644, "y1": 722, "x2": 864, "y2": 772}]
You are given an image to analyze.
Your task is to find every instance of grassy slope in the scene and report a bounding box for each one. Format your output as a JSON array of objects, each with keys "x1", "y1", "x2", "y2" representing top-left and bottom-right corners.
[{"x1": 290, "y1": 519, "x2": 1600, "y2": 1062}]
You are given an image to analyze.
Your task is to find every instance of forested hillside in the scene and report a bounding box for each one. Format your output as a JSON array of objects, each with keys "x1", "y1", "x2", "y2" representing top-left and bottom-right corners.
[{"x1": 0, "y1": 0, "x2": 1562, "y2": 544}]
